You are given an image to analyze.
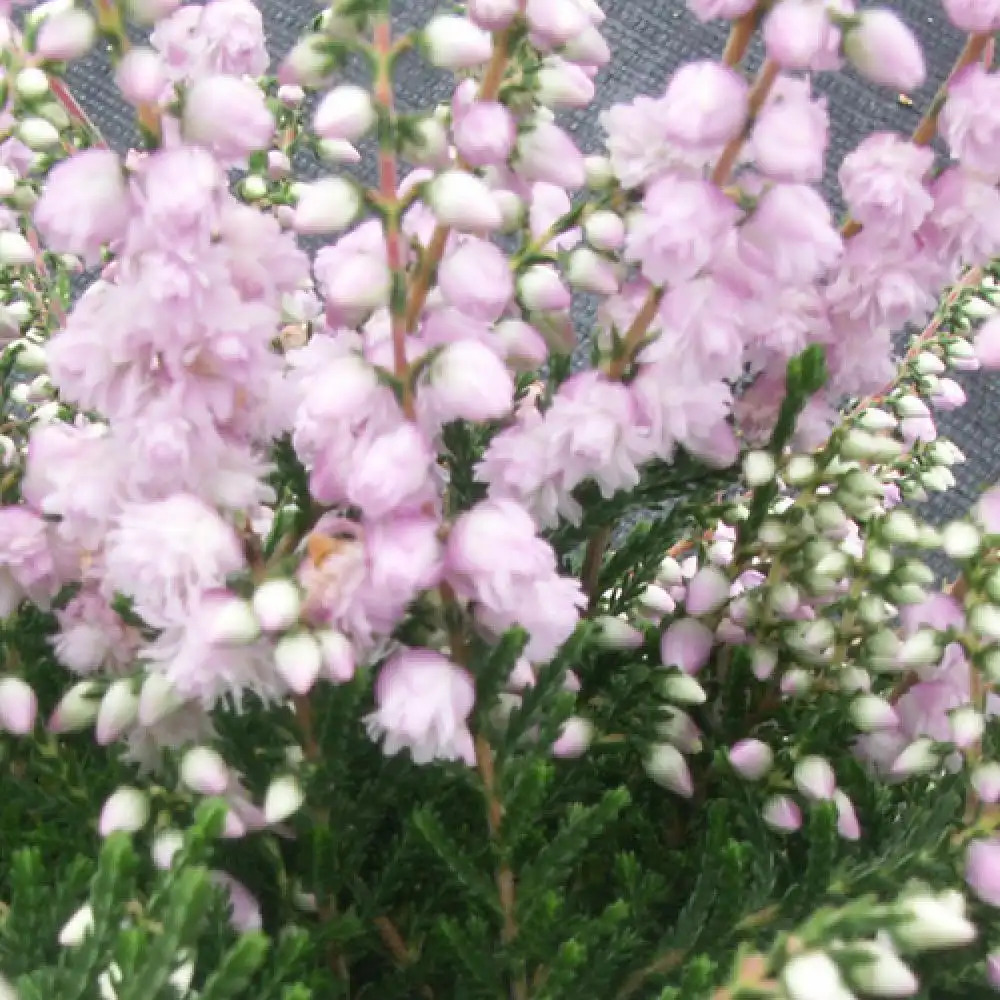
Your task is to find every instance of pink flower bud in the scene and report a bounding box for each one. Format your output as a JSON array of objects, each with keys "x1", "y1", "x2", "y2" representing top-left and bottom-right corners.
[
  {"x1": 644, "y1": 743, "x2": 693, "y2": 796},
  {"x1": 114, "y1": 47, "x2": 168, "y2": 106},
  {"x1": 976, "y1": 317, "x2": 1000, "y2": 369},
  {"x1": 36, "y1": 7, "x2": 96, "y2": 61},
  {"x1": 210, "y1": 872, "x2": 262, "y2": 932},
  {"x1": 763, "y1": 0, "x2": 833, "y2": 71},
  {"x1": 313, "y1": 85, "x2": 376, "y2": 142},
  {"x1": 264, "y1": 774, "x2": 304, "y2": 824},
  {"x1": 566, "y1": 247, "x2": 620, "y2": 294},
  {"x1": 763, "y1": 794, "x2": 802, "y2": 833},
  {"x1": 728, "y1": 738, "x2": 773, "y2": 780},
  {"x1": 660, "y1": 617, "x2": 714, "y2": 675},
  {"x1": 494, "y1": 319, "x2": 548, "y2": 371},
  {"x1": 428, "y1": 171, "x2": 503, "y2": 232},
  {"x1": 684, "y1": 566, "x2": 730, "y2": 616},
  {"x1": 438, "y1": 237, "x2": 513, "y2": 321},
  {"x1": 516, "y1": 121, "x2": 586, "y2": 189},
  {"x1": 293, "y1": 177, "x2": 361, "y2": 234},
  {"x1": 274, "y1": 633, "x2": 323, "y2": 695},
  {"x1": 468, "y1": 0, "x2": 519, "y2": 30},
  {"x1": 454, "y1": 101, "x2": 516, "y2": 167},
  {"x1": 967, "y1": 839, "x2": 1000, "y2": 907},
  {"x1": 99, "y1": 786, "x2": 149, "y2": 836},
  {"x1": 252, "y1": 579, "x2": 301, "y2": 633},
  {"x1": 0, "y1": 676, "x2": 37, "y2": 735},
  {"x1": 423, "y1": 15, "x2": 493, "y2": 69},
  {"x1": 973, "y1": 763, "x2": 1000, "y2": 804},
  {"x1": 152, "y1": 829, "x2": 184, "y2": 870},
  {"x1": 96, "y1": 679, "x2": 139, "y2": 745},
  {"x1": 585, "y1": 210, "x2": 625, "y2": 251},
  {"x1": 180, "y1": 745, "x2": 230, "y2": 796},
  {"x1": 537, "y1": 58, "x2": 595, "y2": 108},
  {"x1": 278, "y1": 35, "x2": 333, "y2": 88},
  {"x1": 518, "y1": 264, "x2": 571, "y2": 312},
  {"x1": 317, "y1": 630, "x2": 356, "y2": 683},
  {"x1": 834, "y1": 789, "x2": 861, "y2": 841},
  {"x1": 526, "y1": 0, "x2": 590, "y2": 45},
  {"x1": 552, "y1": 716, "x2": 594, "y2": 758},
  {"x1": 942, "y1": 0, "x2": 1000, "y2": 31},
  {"x1": 845, "y1": 9, "x2": 926, "y2": 92},
  {"x1": 422, "y1": 339, "x2": 515, "y2": 424},
  {"x1": 268, "y1": 149, "x2": 291, "y2": 178},
  {"x1": 183, "y1": 75, "x2": 274, "y2": 164},
  {"x1": 660, "y1": 61, "x2": 748, "y2": 149},
  {"x1": 595, "y1": 616, "x2": 644, "y2": 650},
  {"x1": 49, "y1": 681, "x2": 99, "y2": 733},
  {"x1": 793, "y1": 755, "x2": 836, "y2": 801}
]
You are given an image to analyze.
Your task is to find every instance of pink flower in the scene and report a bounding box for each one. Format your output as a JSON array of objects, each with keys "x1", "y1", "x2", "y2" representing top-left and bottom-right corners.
[
  {"x1": 763, "y1": 0, "x2": 840, "y2": 71},
  {"x1": 844, "y1": 9, "x2": 925, "y2": 91},
  {"x1": 445, "y1": 499, "x2": 585, "y2": 661},
  {"x1": 942, "y1": 0, "x2": 1000, "y2": 31},
  {"x1": 365, "y1": 648, "x2": 476, "y2": 765},
  {"x1": 33, "y1": 149, "x2": 130, "y2": 265},
  {"x1": 978, "y1": 318, "x2": 1000, "y2": 369},
  {"x1": 685, "y1": 0, "x2": 756, "y2": 21},
  {"x1": 418, "y1": 339, "x2": 514, "y2": 427},
  {"x1": 210, "y1": 872, "x2": 263, "y2": 932},
  {"x1": 314, "y1": 224, "x2": 391, "y2": 326},
  {"x1": 660, "y1": 62, "x2": 748, "y2": 150},
  {"x1": 751, "y1": 77, "x2": 829, "y2": 183},
  {"x1": 196, "y1": 0, "x2": 269, "y2": 77},
  {"x1": 52, "y1": 589, "x2": 141, "y2": 676},
  {"x1": 839, "y1": 134, "x2": 934, "y2": 236},
  {"x1": 438, "y1": 238, "x2": 513, "y2": 322},
  {"x1": 115, "y1": 47, "x2": 170, "y2": 106},
  {"x1": 454, "y1": 102, "x2": 516, "y2": 167},
  {"x1": 183, "y1": 74, "x2": 274, "y2": 165},
  {"x1": 0, "y1": 507, "x2": 60, "y2": 616},
  {"x1": 468, "y1": 0, "x2": 519, "y2": 29},
  {"x1": 102, "y1": 495, "x2": 245, "y2": 626},
  {"x1": 940, "y1": 66, "x2": 1000, "y2": 180},
  {"x1": 967, "y1": 840, "x2": 1000, "y2": 907},
  {"x1": 599, "y1": 96, "x2": 679, "y2": 190},
  {"x1": 660, "y1": 618, "x2": 714, "y2": 674},
  {"x1": 920, "y1": 167, "x2": 1000, "y2": 272},
  {"x1": 344, "y1": 423, "x2": 437, "y2": 520},
  {"x1": 625, "y1": 174, "x2": 739, "y2": 285}
]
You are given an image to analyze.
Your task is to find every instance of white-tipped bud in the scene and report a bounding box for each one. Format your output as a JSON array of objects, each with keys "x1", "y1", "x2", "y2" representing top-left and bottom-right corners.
[
  {"x1": 941, "y1": 521, "x2": 981, "y2": 560},
  {"x1": 313, "y1": 84, "x2": 376, "y2": 142},
  {"x1": 264, "y1": 774, "x2": 305, "y2": 824},
  {"x1": 921, "y1": 467, "x2": 955, "y2": 493},
  {"x1": 728, "y1": 738, "x2": 773, "y2": 780},
  {"x1": 898, "y1": 629, "x2": 940, "y2": 668},
  {"x1": 207, "y1": 596, "x2": 259, "y2": 645},
  {"x1": 18, "y1": 117, "x2": 61, "y2": 149},
  {"x1": 48, "y1": 681, "x2": 100, "y2": 733},
  {"x1": 656, "y1": 556, "x2": 683, "y2": 588},
  {"x1": 138, "y1": 673, "x2": 183, "y2": 726},
  {"x1": 895, "y1": 893, "x2": 977, "y2": 950},
  {"x1": 594, "y1": 615, "x2": 644, "y2": 650},
  {"x1": 848, "y1": 941, "x2": 917, "y2": 997},
  {"x1": 292, "y1": 177, "x2": 361, "y2": 234},
  {"x1": 662, "y1": 673, "x2": 706, "y2": 706},
  {"x1": 96, "y1": 679, "x2": 139, "y2": 745},
  {"x1": 751, "y1": 646, "x2": 778, "y2": 680},
  {"x1": 583, "y1": 154, "x2": 613, "y2": 188},
  {"x1": 427, "y1": 171, "x2": 502, "y2": 232},
  {"x1": 950, "y1": 706, "x2": 984, "y2": 749},
  {"x1": 656, "y1": 706, "x2": 703, "y2": 754},
  {"x1": 643, "y1": 743, "x2": 693, "y2": 797},
  {"x1": 99, "y1": 786, "x2": 150, "y2": 836},
  {"x1": 253, "y1": 579, "x2": 302, "y2": 633},
  {"x1": 840, "y1": 666, "x2": 872, "y2": 693},
  {"x1": 274, "y1": 633, "x2": 323, "y2": 695},
  {"x1": 584, "y1": 210, "x2": 625, "y2": 251},
  {"x1": 423, "y1": 15, "x2": 492, "y2": 68},
  {"x1": 16, "y1": 67, "x2": 50, "y2": 100},
  {"x1": 794, "y1": 755, "x2": 836, "y2": 801},
  {"x1": 0, "y1": 232, "x2": 35, "y2": 267},
  {"x1": 970, "y1": 603, "x2": 1000, "y2": 642},
  {"x1": 743, "y1": 450, "x2": 776, "y2": 487},
  {"x1": 882, "y1": 510, "x2": 919, "y2": 545},
  {"x1": 782, "y1": 952, "x2": 855, "y2": 1000},
  {"x1": 0, "y1": 676, "x2": 38, "y2": 735},
  {"x1": 851, "y1": 694, "x2": 899, "y2": 732},
  {"x1": 890, "y1": 737, "x2": 938, "y2": 777},
  {"x1": 58, "y1": 904, "x2": 94, "y2": 947},
  {"x1": 784, "y1": 454, "x2": 817, "y2": 485},
  {"x1": 180, "y1": 745, "x2": 229, "y2": 796},
  {"x1": 152, "y1": 829, "x2": 184, "y2": 871}
]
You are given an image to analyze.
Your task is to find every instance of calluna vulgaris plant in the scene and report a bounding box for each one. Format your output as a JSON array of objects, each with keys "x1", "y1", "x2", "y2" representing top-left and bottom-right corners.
[{"x1": 10, "y1": 0, "x2": 1000, "y2": 997}]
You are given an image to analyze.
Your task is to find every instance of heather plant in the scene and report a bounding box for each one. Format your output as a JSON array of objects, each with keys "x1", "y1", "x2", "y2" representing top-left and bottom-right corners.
[{"x1": 7, "y1": 0, "x2": 1000, "y2": 997}]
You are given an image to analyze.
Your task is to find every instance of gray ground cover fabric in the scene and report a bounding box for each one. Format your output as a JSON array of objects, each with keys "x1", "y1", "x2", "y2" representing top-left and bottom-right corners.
[{"x1": 62, "y1": 0, "x2": 1000, "y2": 527}]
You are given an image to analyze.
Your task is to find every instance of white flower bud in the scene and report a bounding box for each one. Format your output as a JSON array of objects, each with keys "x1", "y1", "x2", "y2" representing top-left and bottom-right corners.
[
  {"x1": 180, "y1": 745, "x2": 229, "y2": 796},
  {"x1": 594, "y1": 615, "x2": 643, "y2": 650},
  {"x1": 656, "y1": 556, "x2": 683, "y2": 587},
  {"x1": 639, "y1": 583, "x2": 675, "y2": 616},
  {"x1": 206, "y1": 596, "x2": 259, "y2": 645},
  {"x1": 784, "y1": 453, "x2": 817, "y2": 485},
  {"x1": 96, "y1": 679, "x2": 139, "y2": 745},
  {"x1": 662, "y1": 673, "x2": 706, "y2": 706},
  {"x1": 402, "y1": 115, "x2": 449, "y2": 166},
  {"x1": 857, "y1": 595, "x2": 891, "y2": 625},
  {"x1": 915, "y1": 351, "x2": 945, "y2": 375},
  {"x1": 253, "y1": 579, "x2": 302, "y2": 632},
  {"x1": 16, "y1": 67, "x2": 50, "y2": 100},
  {"x1": 292, "y1": 177, "x2": 361, "y2": 235},
  {"x1": 941, "y1": 521, "x2": 981, "y2": 560},
  {"x1": 0, "y1": 232, "x2": 34, "y2": 267},
  {"x1": 241, "y1": 175, "x2": 267, "y2": 200},
  {"x1": 916, "y1": 525, "x2": 942, "y2": 549},
  {"x1": 274, "y1": 633, "x2": 323, "y2": 695},
  {"x1": 814, "y1": 551, "x2": 849, "y2": 579},
  {"x1": 751, "y1": 646, "x2": 777, "y2": 680},
  {"x1": 858, "y1": 407, "x2": 897, "y2": 431},
  {"x1": 643, "y1": 743, "x2": 693, "y2": 797},
  {"x1": 99, "y1": 786, "x2": 150, "y2": 836},
  {"x1": 18, "y1": 117, "x2": 61, "y2": 149},
  {"x1": 152, "y1": 829, "x2": 184, "y2": 870},
  {"x1": 584, "y1": 154, "x2": 613, "y2": 188},
  {"x1": 849, "y1": 941, "x2": 917, "y2": 997},
  {"x1": 965, "y1": 295, "x2": 998, "y2": 319},
  {"x1": 48, "y1": 681, "x2": 100, "y2": 733},
  {"x1": 895, "y1": 894, "x2": 976, "y2": 950},
  {"x1": 743, "y1": 450, "x2": 776, "y2": 486},
  {"x1": 890, "y1": 737, "x2": 938, "y2": 777},
  {"x1": 316, "y1": 138, "x2": 361, "y2": 165},
  {"x1": 839, "y1": 666, "x2": 871, "y2": 693},
  {"x1": 427, "y1": 170, "x2": 502, "y2": 232},
  {"x1": 852, "y1": 694, "x2": 899, "y2": 731},
  {"x1": 895, "y1": 394, "x2": 929, "y2": 418},
  {"x1": 883, "y1": 510, "x2": 919, "y2": 545},
  {"x1": 313, "y1": 84, "x2": 376, "y2": 142},
  {"x1": 898, "y1": 629, "x2": 940, "y2": 668},
  {"x1": 656, "y1": 706, "x2": 702, "y2": 754},
  {"x1": 138, "y1": 673, "x2": 183, "y2": 726},
  {"x1": 59, "y1": 903, "x2": 94, "y2": 947},
  {"x1": 794, "y1": 755, "x2": 836, "y2": 801},
  {"x1": 758, "y1": 521, "x2": 787, "y2": 546},
  {"x1": 423, "y1": 15, "x2": 492, "y2": 69},
  {"x1": 264, "y1": 774, "x2": 305, "y2": 824},
  {"x1": 970, "y1": 603, "x2": 1000, "y2": 642},
  {"x1": 584, "y1": 209, "x2": 625, "y2": 251},
  {"x1": 921, "y1": 467, "x2": 955, "y2": 493},
  {"x1": 950, "y1": 706, "x2": 984, "y2": 749},
  {"x1": 783, "y1": 952, "x2": 856, "y2": 1000},
  {"x1": 566, "y1": 246, "x2": 620, "y2": 294}
]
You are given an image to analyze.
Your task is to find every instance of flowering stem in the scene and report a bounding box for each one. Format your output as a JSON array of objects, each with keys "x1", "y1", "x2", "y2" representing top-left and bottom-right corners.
[
  {"x1": 581, "y1": 524, "x2": 611, "y2": 610},
  {"x1": 403, "y1": 28, "x2": 515, "y2": 332},
  {"x1": 720, "y1": 6, "x2": 762, "y2": 67},
  {"x1": 373, "y1": 15, "x2": 412, "y2": 413}
]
